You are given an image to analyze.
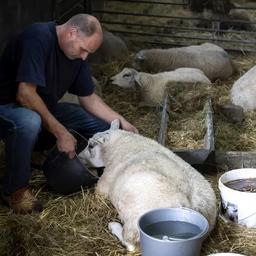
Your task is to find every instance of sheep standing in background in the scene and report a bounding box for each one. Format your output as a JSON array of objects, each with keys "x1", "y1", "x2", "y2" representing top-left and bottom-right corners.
[
  {"x1": 111, "y1": 67, "x2": 211, "y2": 105},
  {"x1": 133, "y1": 43, "x2": 233, "y2": 81},
  {"x1": 230, "y1": 65, "x2": 256, "y2": 111},
  {"x1": 79, "y1": 120, "x2": 217, "y2": 251}
]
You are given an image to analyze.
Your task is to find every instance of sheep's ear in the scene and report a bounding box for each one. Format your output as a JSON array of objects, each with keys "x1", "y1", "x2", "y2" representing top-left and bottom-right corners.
[
  {"x1": 110, "y1": 119, "x2": 120, "y2": 130},
  {"x1": 96, "y1": 136, "x2": 106, "y2": 144},
  {"x1": 130, "y1": 68, "x2": 138, "y2": 76}
]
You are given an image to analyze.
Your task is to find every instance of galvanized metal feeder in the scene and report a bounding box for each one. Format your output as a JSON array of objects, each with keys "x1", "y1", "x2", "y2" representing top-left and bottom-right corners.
[{"x1": 158, "y1": 93, "x2": 215, "y2": 173}]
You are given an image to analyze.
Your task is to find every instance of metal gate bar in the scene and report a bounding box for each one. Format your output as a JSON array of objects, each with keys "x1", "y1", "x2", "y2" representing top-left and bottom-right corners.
[
  {"x1": 131, "y1": 41, "x2": 256, "y2": 53},
  {"x1": 107, "y1": 0, "x2": 186, "y2": 6},
  {"x1": 95, "y1": 10, "x2": 256, "y2": 24},
  {"x1": 102, "y1": 20, "x2": 256, "y2": 34},
  {"x1": 109, "y1": 29, "x2": 256, "y2": 45},
  {"x1": 89, "y1": 0, "x2": 256, "y2": 52}
]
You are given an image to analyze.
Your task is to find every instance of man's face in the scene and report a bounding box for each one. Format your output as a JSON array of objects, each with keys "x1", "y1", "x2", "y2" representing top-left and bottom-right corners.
[{"x1": 62, "y1": 28, "x2": 102, "y2": 60}]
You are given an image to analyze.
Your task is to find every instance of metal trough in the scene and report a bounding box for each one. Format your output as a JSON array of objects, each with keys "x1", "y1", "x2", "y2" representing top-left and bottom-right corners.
[{"x1": 158, "y1": 94, "x2": 215, "y2": 173}]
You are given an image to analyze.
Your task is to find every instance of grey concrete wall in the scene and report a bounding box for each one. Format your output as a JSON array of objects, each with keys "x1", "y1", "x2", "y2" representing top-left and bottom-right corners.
[{"x1": 0, "y1": 0, "x2": 54, "y2": 53}]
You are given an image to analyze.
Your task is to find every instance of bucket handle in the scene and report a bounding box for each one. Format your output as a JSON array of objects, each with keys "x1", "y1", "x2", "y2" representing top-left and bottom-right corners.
[{"x1": 238, "y1": 211, "x2": 256, "y2": 226}]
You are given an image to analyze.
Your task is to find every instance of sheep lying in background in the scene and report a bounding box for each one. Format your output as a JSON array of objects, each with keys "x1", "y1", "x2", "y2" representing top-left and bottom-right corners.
[
  {"x1": 133, "y1": 43, "x2": 233, "y2": 81},
  {"x1": 78, "y1": 120, "x2": 217, "y2": 251},
  {"x1": 111, "y1": 67, "x2": 211, "y2": 105},
  {"x1": 88, "y1": 30, "x2": 128, "y2": 64},
  {"x1": 230, "y1": 65, "x2": 256, "y2": 111}
]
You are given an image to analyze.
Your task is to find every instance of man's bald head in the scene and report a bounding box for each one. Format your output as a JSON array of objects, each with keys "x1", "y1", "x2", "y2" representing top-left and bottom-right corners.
[
  {"x1": 65, "y1": 13, "x2": 102, "y2": 37},
  {"x1": 57, "y1": 14, "x2": 103, "y2": 60}
]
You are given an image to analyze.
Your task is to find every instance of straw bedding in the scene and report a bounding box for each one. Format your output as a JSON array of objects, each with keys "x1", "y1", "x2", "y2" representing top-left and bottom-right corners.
[
  {"x1": 0, "y1": 54, "x2": 256, "y2": 256},
  {"x1": 166, "y1": 53, "x2": 256, "y2": 151}
]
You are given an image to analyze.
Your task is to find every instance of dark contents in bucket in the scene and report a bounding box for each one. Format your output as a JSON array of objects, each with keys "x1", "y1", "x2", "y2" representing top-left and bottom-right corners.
[
  {"x1": 143, "y1": 221, "x2": 201, "y2": 240},
  {"x1": 225, "y1": 178, "x2": 256, "y2": 192}
]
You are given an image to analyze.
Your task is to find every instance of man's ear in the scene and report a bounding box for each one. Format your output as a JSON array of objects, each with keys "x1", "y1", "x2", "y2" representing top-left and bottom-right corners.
[
  {"x1": 68, "y1": 26, "x2": 78, "y2": 39},
  {"x1": 110, "y1": 119, "x2": 120, "y2": 130}
]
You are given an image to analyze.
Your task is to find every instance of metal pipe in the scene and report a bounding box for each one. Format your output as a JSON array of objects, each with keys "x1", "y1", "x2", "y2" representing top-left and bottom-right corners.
[
  {"x1": 104, "y1": 0, "x2": 186, "y2": 6},
  {"x1": 204, "y1": 97, "x2": 215, "y2": 151},
  {"x1": 94, "y1": 10, "x2": 256, "y2": 24},
  {"x1": 102, "y1": 20, "x2": 256, "y2": 35},
  {"x1": 126, "y1": 40, "x2": 256, "y2": 52},
  {"x1": 158, "y1": 93, "x2": 170, "y2": 146},
  {"x1": 110, "y1": 29, "x2": 256, "y2": 45}
]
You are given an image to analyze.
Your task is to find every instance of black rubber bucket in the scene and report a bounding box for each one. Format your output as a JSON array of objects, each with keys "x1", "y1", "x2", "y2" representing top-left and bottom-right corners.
[{"x1": 42, "y1": 130, "x2": 98, "y2": 194}]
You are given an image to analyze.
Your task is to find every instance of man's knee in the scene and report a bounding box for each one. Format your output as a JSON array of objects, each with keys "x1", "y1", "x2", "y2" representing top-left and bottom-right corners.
[
  {"x1": 97, "y1": 120, "x2": 110, "y2": 132},
  {"x1": 8, "y1": 109, "x2": 42, "y2": 137},
  {"x1": 0, "y1": 108, "x2": 42, "y2": 140}
]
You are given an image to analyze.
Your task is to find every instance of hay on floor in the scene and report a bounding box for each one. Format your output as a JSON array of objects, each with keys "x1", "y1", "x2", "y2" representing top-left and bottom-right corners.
[
  {"x1": 167, "y1": 110, "x2": 206, "y2": 149},
  {"x1": 163, "y1": 53, "x2": 256, "y2": 151},
  {"x1": 1, "y1": 53, "x2": 256, "y2": 256},
  {"x1": 1, "y1": 170, "x2": 256, "y2": 256}
]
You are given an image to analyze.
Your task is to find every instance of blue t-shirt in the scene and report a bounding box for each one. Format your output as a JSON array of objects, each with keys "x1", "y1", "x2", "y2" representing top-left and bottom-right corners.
[{"x1": 0, "y1": 22, "x2": 94, "y2": 110}]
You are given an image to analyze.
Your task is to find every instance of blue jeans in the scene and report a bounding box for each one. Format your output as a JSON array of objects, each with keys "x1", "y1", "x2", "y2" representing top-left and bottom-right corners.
[{"x1": 0, "y1": 102, "x2": 110, "y2": 195}]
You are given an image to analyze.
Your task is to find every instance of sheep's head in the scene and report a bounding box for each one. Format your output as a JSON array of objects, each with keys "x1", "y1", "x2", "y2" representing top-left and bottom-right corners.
[
  {"x1": 110, "y1": 68, "x2": 138, "y2": 88},
  {"x1": 132, "y1": 50, "x2": 146, "y2": 71},
  {"x1": 78, "y1": 119, "x2": 120, "y2": 167}
]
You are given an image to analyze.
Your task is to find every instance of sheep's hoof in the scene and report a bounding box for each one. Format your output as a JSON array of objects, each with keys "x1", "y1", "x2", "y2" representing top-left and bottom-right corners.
[
  {"x1": 126, "y1": 243, "x2": 136, "y2": 252},
  {"x1": 108, "y1": 222, "x2": 135, "y2": 252}
]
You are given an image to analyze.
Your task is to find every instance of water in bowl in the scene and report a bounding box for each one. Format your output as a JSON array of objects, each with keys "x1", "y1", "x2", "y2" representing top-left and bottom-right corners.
[
  {"x1": 225, "y1": 178, "x2": 256, "y2": 192},
  {"x1": 143, "y1": 220, "x2": 202, "y2": 241}
]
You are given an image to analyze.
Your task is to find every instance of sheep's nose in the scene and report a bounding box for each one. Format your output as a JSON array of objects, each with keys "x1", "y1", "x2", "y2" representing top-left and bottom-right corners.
[{"x1": 110, "y1": 75, "x2": 116, "y2": 81}]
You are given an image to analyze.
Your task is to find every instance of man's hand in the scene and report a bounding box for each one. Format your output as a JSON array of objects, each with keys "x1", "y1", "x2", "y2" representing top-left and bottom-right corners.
[
  {"x1": 120, "y1": 118, "x2": 139, "y2": 134},
  {"x1": 17, "y1": 82, "x2": 78, "y2": 159},
  {"x1": 79, "y1": 93, "x2": 139, "y2": 134},
  {"x1": 56, "y1": 131, "x2": 77, "y2": 159}
]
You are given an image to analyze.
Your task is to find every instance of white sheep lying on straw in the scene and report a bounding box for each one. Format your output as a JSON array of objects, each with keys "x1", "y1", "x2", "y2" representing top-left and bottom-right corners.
[
  {"x1": 133, "y1": 43, "x2": 233, "y2": 81},
  {"x1": 78, "y1": 120, "x2": 217, "y2": 251},
  {"x1": 111, "y1": 67, "x2": 211, "y2": 105},
  {"x1": 230, "y1": 65, "x2": 256, "y2": 111}
]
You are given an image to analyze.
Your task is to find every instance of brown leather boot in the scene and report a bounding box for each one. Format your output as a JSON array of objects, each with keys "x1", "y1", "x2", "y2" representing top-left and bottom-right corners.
[{"x1": 2, "y1": 187, "x2": 43, "y2": 213}]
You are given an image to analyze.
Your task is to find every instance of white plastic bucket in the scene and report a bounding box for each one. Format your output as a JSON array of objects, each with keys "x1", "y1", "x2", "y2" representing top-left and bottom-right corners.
[{"x1": 218, "y1": 168, "x2": 256, "y2": 228}]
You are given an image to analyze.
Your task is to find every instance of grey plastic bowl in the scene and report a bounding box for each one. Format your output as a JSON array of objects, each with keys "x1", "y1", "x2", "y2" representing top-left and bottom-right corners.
[
  {"x1": 207, "y1": 254, "x2": 246, "y2": 256},
  {"x1": 138, "y1": 207, "x2": 209, "y2": 256},
  {"x1": 42, "y1": 130, "x2": 98, "y2": 194}
]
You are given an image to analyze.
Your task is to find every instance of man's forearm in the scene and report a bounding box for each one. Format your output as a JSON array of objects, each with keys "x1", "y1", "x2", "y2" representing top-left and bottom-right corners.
[
  {"x1": 79, "y1": 93, "x2": 138, "y2": 133},
  {"x1": 17, "y1": 82, "x2": 68, "y2": 138},
  {"x1": 79, "y1": 93, "x2": 124, "y2": 123},
  {"x1": 17, "y1": 82, "x2": 77, "y2": 157}
]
